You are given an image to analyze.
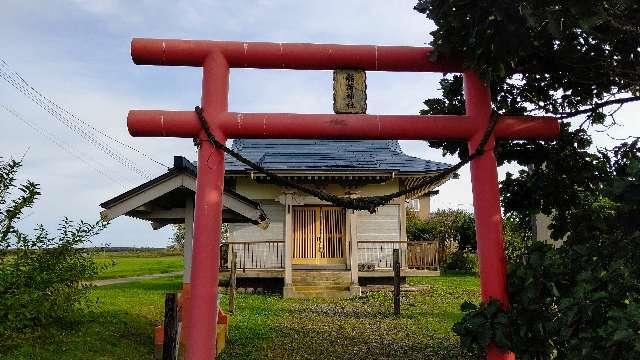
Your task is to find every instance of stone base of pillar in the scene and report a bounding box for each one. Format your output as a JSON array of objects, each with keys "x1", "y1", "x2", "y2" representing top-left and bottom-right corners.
[
  {"x1": 349, "y1": 283, "x2": 361, "y2": 296},
  {"x1": 283, "y1": 284, "x2": 296, "y2": 299}
]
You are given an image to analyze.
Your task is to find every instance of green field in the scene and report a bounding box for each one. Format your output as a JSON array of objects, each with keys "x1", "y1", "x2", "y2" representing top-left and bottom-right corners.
[
  {"x1": 2, "y1": 276, "x2": 182, "y2": 360},
  {"x1": 1, "y1": 274, "x2": 480, "y2": 360},
  {"x1": 96, "y1": 253, "x2": 184, "y2": 279}
]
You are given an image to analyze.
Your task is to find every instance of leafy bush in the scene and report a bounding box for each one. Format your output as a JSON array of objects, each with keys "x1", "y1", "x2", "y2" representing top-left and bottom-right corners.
[
  {"x1": 452, "y1": 299, "x2": 510, "y2": 356},
  {"x1": 167, "y1": 223, "x2": 228, "y2": 254},
  {"x1": 502, "y1": 215, "x2": 530, "y2": 264},
  {"x1": 452, "y1": 142, "x2": 640, "y2": 359},
  {"x1": 407, "y1": 209, "x2": 475, "y2": 250},
  {"x1": 443, "y1": 251, "x2": 477, "y2": 273},
  {"x1": 414, "y1": 0, "x2": 640, "y2": 357},
  {"x1": 0, "y1": 159, "x2": 107, "y2": 333},
  {"x1": 407, "y1": 209, "x2": 476, "y2": 271},
  {"x1": 167, "y1": 224, "x2": 186, "y2": 254},
  {"x1": 455, "y1": 238, "x2": 640, "y2": 359}
]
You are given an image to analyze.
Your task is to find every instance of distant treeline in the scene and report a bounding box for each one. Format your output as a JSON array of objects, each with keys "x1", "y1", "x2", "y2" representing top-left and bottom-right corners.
[
  {"x1": 3, "y1": 247, "x2": 177, "y2": 256},
  {"x1": 85, "y1": 247, "x2": 168, "y2": 252},
  {"x1": 87, "y1": 247, "x2": 181, "y2": 258}
]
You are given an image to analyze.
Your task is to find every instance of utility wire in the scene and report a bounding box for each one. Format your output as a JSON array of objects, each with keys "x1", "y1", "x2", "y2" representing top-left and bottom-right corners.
[
  {"x1": 0, "y1": 63, "x2": 150, "y2": 178},
  {"x1": 1, "y1": 103, "x2": 122, "y2": 185},
  {"x1": 0, "y1": 68, "x2": 150, "y2": 179},
  {"x1": 0, "y1": 58, "x2": 170, "y2": 178},
  {"x1": 11, "y1": 68, "x2": 170, "y2": 170}
]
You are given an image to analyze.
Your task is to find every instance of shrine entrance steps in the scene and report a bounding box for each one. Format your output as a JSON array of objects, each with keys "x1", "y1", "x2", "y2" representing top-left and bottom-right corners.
[{"x1": 284, "y1": 270, "x2": 358, "y2": 299}]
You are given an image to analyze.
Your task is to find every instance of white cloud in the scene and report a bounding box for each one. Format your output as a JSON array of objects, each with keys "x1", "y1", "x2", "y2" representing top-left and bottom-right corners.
[
  {"x1": 69, "y1": 0, "x2": 119, "y2": 15},
  {"x1": 1, "y1": 1, "x2": 636, "y2": 247}
]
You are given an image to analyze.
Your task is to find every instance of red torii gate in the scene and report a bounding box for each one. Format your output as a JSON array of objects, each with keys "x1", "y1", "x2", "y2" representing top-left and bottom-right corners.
[{"x1": 127, "y1": 38, "x2": 559, "y2": 360}]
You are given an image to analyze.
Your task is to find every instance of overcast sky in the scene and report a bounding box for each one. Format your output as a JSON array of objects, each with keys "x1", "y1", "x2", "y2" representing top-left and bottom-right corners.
[{"x1": 1, "y1": 1, "x2": 638, "y2": 248}]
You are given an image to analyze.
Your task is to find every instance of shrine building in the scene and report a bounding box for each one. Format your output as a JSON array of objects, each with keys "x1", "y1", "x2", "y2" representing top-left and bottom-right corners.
[{"x1": 100, "y1": 138, "x2": 452, "y2": 298}]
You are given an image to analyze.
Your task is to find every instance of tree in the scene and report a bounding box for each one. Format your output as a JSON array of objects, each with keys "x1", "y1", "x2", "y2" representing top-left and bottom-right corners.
[
  {"x1": 408, "y1": 209, "x2": 475, "y2": 250},
  {"x1": 168, "y1": 224, "x2": 186, "y2": 253},
  {"x1": 413, "y1": 1, "x2": 640, "y2": 358},
  {"x1": 453, "y1": 142, "x2": 640, "y2": 358},
  {"x1": 0, "y1": 158, "x2": 107, "y2": 333},
  {"x1": 415, "y1": 0, "x2": 640, "y2": 123},
  {"x1": 407, "y1": 209, "x2": 476, "y2": 271},
  {"x1": 167, "y1": 223, "x2": 229, "y2": 253},
  {"x1": 414, "y1": 1, "x2": 640, "y2": 198}
]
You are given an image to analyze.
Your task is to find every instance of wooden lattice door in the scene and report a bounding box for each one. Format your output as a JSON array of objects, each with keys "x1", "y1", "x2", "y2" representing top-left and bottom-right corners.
[{"x1": 292, "y1": 206, "x2": 346, "y2": 265}]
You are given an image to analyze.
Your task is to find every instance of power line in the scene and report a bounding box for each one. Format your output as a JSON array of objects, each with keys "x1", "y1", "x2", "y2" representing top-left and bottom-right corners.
[
  {"x1": 1, "y1": 103, "x2": 123, "y2": 185},
  {"x1": 0, "y1": 58, "x2": 170, "y2": 178},
  {"x1": 0, "y1": 69, "x2": 150, "y2": 179},
  {"x1": 0, "y1": 63, "x2": 151, "y2": 178},
  {"x1": 11, "y1": 69, "x2": 170, "y2": 170}
]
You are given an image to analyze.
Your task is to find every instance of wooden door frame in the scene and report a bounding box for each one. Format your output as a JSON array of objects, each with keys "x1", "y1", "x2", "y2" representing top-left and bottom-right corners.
[{"x1": 292, "y1": 205, "x2": 346, "y2": 265}]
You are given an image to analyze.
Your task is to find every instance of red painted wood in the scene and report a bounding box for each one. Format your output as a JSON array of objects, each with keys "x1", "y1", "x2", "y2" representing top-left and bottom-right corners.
[
  {"x1": 131, "y1": 38, "x2": 462, "y2": 72},
  {"x1": 128, "y1": 110, "x2": 558, "y2": 141},
  {"x1": 217, "y1": 113, "x2": 558, "y2": 140},
  {"x1": 127, "y1": 110, "x2": 200, "y2": 137},
  {"x1": 186, "y1": 53, "x2": 228, "y2": 360},
  {"x1": 464, "y1": 72, "x2": 514, "y2": 360},
  {"x1": 126, "y1": 38, "x2": 560, "y2": 360}
]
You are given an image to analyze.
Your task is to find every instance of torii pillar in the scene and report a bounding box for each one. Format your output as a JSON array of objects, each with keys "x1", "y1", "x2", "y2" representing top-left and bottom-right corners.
[{"x1": 127, "y1": 38, "x2": 559, "y2": 360}]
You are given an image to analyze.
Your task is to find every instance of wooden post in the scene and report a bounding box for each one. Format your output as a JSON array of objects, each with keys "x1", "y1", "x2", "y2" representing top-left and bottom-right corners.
[
  {"x1": 229, "y1": 249, "x2": 237, "y2": 314},
  {"x1": 180, "y1": 197, "x2": 194, "y2": 348},
  {"x1": 435, "y1": 242, "x2": 439, "y2": 272},
  {"x1": 346, "y1": 210, "x2": 361, "y2": 296},
  {"x1": 393, "y1": 249, "x2": 400, "y2": 315},
  {"x1": 283, "y1": 197, "x2": 294, "y2": 298},
  {"x1": 184, "y1": 197, "x2": 194, "y2": 282},
  {"x1": 399, "y1": 201, "x2": 407, "y2": 270},
  {"x1": 163, "y1": 293, "x2": 179, "y2": 360},
  {"x1": 348, "y1": 210, "x2": 359, "y2": 285}
]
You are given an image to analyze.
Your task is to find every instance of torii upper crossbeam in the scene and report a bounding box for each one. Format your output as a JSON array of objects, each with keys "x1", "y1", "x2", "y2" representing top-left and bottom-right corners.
[{"x1": 127, "y1": 38, "x2": 559, "y2": 360}]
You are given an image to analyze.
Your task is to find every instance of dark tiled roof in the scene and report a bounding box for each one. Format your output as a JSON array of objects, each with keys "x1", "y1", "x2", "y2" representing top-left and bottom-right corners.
[{"x1": 225, "y1": 140, "x2": 450, "y2": 173}]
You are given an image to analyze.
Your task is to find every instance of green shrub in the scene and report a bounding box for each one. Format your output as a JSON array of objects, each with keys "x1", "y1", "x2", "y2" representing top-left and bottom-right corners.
[
  {"x1": 502, "y1": 215, "x2": 530, "y2": 264},
  {"x1": 452, "y1": 142, "x2": 640, "y2": 359},
  {"x1": 443, "y1": 251, "x2": 478, "y2": 274},
  {"x1": 0, "y1": 159, "x2": 107, "y2": 333},
  {"x1": 407, "y1": 208, "x2": 476, "y2": 269},
  {"x1": 167, "y1": 224, "x2": 186, "y2": 254}
]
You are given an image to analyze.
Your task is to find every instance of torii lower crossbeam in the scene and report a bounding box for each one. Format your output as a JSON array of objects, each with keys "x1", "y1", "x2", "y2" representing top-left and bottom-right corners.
[{"x1": 127, "y1": 38, "x2": 560, "y2": 360}]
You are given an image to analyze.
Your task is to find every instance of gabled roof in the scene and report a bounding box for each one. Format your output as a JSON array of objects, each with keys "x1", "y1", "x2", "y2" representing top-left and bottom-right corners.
[
  {"x1": 100, "y1": 156, "x2": 196, "y2": 209},
  {"x1": 225, "y1": 140, "x2": 450, "y2": 174},
  {"x1": 100, "y1": 156, "x2": 269, "y2": 228}
]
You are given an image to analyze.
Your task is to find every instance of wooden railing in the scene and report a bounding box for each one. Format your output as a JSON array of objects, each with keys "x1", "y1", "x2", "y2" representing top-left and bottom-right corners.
[
  {"x1": 218, "y1": 240, "x2": 437, "y2": 272},
  {"x1": 406, "y1": 241, "x2": 439, "y2": 270},
  {"x1": 220, "y1": 241, "x2": 284, "y2": 271},
  {"x1": 357, "y1": 240, "x2": 438, "y2": 271}
]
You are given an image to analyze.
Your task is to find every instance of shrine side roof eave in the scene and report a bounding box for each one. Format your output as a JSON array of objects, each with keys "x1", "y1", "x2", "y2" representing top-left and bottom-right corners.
[
  {"x1": 402, "y1": 172, "x2": 454, "y2": 199},
  {"x1": 100, "y1": 169, "x2": 186, "y2": 210},
  {"x1": 100, "y1": 156, "x2": 260, "y2": 211}
]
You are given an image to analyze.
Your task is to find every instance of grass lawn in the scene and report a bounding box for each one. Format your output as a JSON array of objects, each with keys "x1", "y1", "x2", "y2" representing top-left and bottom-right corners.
[
  {"x1": 1, "y1": 276, "x2": 183, "y2": 360},
  {"x1": 221, "y1": 274, "x2": 481, "y2": 360},
  {"x1": 96, "y1": 254, "x2": 184, "y2": 279},
  {"x1": 1, "y1": 274, "x2": 480, "y2": 360}
]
